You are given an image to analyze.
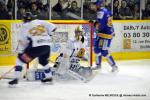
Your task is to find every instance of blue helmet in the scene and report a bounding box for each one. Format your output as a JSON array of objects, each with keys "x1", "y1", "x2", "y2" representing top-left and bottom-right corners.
[{"x1": 96, "y1": 0, "x2": 104, "y2": 6}]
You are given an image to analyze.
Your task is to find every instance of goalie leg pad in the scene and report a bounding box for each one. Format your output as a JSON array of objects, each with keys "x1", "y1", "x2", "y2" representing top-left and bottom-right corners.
[
  {"x1": 67, "y1": 67, "x2": 93, "y2": 83},
  {"x1": 78, "y1": 66, "x2": 93, "y2": 78},
  {"x1": 69, "y1": 57, "x2": 93, "y2": 82}
]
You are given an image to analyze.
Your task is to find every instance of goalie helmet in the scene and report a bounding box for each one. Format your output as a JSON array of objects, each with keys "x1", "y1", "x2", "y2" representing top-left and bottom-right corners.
[
  {"x1": 75, "y1": 25, "x2": 84, "y2": 41},
  {"x1": 75, "y1": 25, "x2": 83, "y2": 32}
]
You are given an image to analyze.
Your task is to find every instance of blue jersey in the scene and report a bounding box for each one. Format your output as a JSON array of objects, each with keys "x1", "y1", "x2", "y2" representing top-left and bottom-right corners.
[{"x1": 96, "y1": 7, "x2": 114, "y2": 39}]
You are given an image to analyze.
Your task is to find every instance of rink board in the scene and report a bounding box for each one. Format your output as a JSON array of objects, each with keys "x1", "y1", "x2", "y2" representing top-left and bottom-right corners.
[
  {"x1": 0, "y1": 51, "x2": 150, "y2": 66},
  {"x1": 0, "y1": 20, "x2": 150, "y2": 65}
]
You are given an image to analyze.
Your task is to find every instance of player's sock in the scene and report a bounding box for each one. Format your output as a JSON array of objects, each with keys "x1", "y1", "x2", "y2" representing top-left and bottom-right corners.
[
  {"x1": 78, "y1": 66, "x2": 92, "y2": 78},
  {"x1": 8, "y1": 71, "x2": 21, "y2": 85},
  {"x1": 106, "y1": 55, "x2": 118, "y2": 72},
  {"x1": 92, "y1": 55, "x2": 101, "y2": 70},
  {"x1": 8, "y1": 66, "x2": 22, "y2": 85},
  {"x1": 111, "y1": 67, "x2": 118, "y2": 73}
]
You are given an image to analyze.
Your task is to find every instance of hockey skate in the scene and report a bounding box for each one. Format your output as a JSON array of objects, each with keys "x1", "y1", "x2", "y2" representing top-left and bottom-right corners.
[
  {"x1": 8, "y1": 78, "x2": 18, "y2": 87},
  {"x1": 41, "y1": 77, "x2": 53, "y2": 84},
  {"x1": 91, "y1": 65, "x2": 101, "y2": 70},
  {"x1": 41, "y1": 72, "x2": 53, "y2": 84},
  {"x1": 111, "y1": 66, "x2": 119, "y2": 73}
]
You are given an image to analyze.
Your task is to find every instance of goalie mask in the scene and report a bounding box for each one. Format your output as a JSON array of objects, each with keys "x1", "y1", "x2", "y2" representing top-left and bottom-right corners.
[{"x1": 75, "y1": 25, "x2": 84, "y2": 43}]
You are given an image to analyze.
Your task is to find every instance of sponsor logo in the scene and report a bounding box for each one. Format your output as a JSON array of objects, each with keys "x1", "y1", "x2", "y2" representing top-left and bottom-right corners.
[{"x1": 0, "y1": 25, "x2": 10, "y2": 45}]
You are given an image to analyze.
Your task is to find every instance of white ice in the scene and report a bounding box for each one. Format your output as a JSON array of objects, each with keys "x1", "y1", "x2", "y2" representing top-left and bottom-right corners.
[{"x1": 0, "y1": 59, "x2": 150, "y2": 100}]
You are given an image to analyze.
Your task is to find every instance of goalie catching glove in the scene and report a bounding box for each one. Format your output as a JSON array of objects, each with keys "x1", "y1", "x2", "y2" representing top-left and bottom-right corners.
[{"x1": 77, "y1": 48, "x2": 85, "y2": 58}]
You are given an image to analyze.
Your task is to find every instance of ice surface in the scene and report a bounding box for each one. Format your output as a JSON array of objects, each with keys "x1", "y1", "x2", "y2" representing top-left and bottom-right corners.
[{"x1": 0, "y1": 59, "x2": 150, "y2": 100}]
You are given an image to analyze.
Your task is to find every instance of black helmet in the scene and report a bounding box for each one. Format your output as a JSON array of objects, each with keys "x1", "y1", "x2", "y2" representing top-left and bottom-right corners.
[{"x1": 23, "y1": 12, "x2": 35, "y2": 23}]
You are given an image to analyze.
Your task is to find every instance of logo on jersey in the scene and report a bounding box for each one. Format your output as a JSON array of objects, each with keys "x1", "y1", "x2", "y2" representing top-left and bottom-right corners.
[
  {"x1": 29, "y1": 25, "x2": 46, "y2": 36},
  {"x1": 0, "y1": 25, "x2": 10, "y2": 45},
  {"x1": 97, "y1": 11, "x2": 104, "y2": 19}
]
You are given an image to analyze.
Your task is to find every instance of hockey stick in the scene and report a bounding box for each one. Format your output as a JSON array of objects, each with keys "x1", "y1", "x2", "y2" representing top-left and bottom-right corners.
[
  {"x1": 0, "y1": 43, "x2": 20, "y2": 80},
  {"x1": 0, "y1": 66, "x2": 15, "y2": 80},
  {"x1": 70, "y1": 49, "x2": 75, "y2": 58},
  {"x1": 0, "y1": 64, "x2": 30, "y2": 80}
]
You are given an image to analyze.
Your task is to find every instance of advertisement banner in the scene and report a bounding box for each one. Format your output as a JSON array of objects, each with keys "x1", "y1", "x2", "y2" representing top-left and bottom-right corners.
[
  {"x1": 0, "y1": 21, "x2": 11, "y2": 55},
  {"x1": 0, "y1": 20, "x2": 150, "y2": 56},
  {"x1": 122, "y1": 22, "x2": 150, "y2": 51},
  {"x1": 111, "y1": 21, "x2": 150, "y2": 52}
]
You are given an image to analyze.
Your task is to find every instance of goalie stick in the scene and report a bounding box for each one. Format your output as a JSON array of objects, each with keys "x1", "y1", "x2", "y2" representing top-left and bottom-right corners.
[{"x1": 70, "y1": 49, "x2": 75, "y2": 58}]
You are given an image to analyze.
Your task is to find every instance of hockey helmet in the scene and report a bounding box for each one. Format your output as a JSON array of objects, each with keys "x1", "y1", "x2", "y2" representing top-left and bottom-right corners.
[
  {"x1": 96, "y1": 0, "x2": 104, "y2": 6},
  {"x1": 23, "y1": 12, "x2": 35, "y2": 22}
]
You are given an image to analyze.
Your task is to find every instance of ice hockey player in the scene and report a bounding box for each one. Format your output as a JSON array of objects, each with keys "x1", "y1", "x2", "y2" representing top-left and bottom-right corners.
[
  {"x1": 70, "y1": 25, "x2": 89, "y2": 60},
  {"x1": 92, "y1": 0, "x2": 118, "y2": 72},
  {"x1": 53, "y1": 25, "x2": 92, "y2": 82},
  {"x1": 8, "y1": 12, "x2": 57, "y2": 86}
]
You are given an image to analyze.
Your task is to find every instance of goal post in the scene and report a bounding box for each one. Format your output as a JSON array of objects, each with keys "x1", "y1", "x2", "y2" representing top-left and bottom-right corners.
[{"x1": 48, "y1": 20, "x2": 93, "y2": 67}]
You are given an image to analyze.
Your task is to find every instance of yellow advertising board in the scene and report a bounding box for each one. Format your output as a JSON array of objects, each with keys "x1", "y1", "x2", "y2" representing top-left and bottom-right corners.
[
  {"x1": 0, "y1": 20, "x2": 150, "y2": 66},
  {"x1": 0, "y1": 21, "x2": 11, "y2": 55}
]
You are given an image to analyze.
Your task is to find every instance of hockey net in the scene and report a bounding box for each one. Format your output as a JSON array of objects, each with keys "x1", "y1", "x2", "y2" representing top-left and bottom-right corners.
[
  {"x1": 48, "y1": 21, "x2": 93, "y2": 67},
  {"x1": 0, "y1": 20, "x2": 93, "y2": 79}
]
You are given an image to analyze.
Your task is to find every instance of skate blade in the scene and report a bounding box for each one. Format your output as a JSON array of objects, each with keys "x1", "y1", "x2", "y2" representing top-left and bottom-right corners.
[
  {"x1": 111, "y1": 69, "x2": 119, "y2": 74},
  {"x1": 41, "y1": 82, "x2": 54, "y2": 85},
  {"x1": 8, "y1": 84, "x2": 17, "y2": 88},
  {"x1": 41, "y1": 81, "x2": 54, "y2": 85},
  {"x1": 91, "y1": 67, "x2": 101, "y2": 70}
]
